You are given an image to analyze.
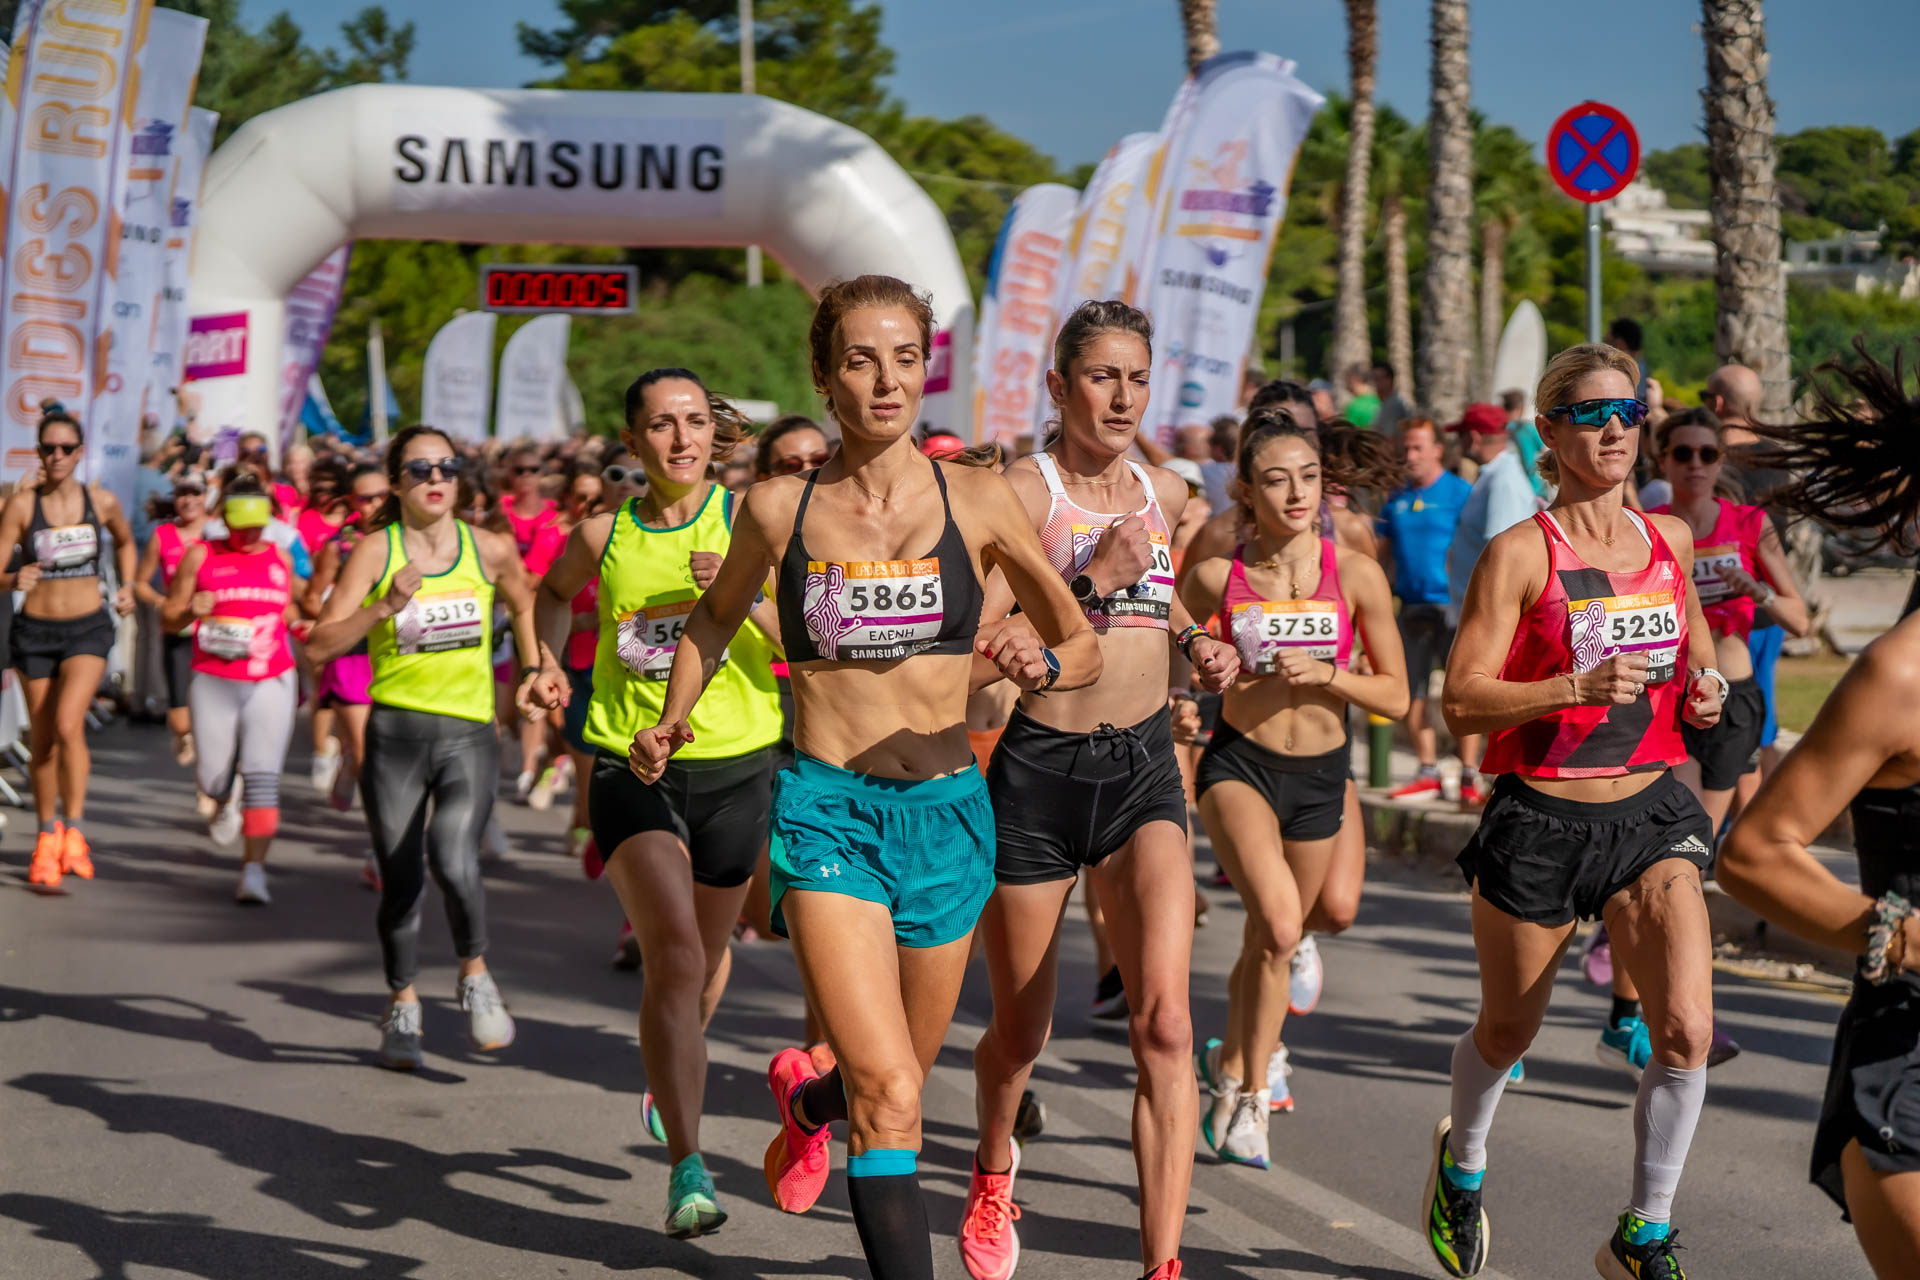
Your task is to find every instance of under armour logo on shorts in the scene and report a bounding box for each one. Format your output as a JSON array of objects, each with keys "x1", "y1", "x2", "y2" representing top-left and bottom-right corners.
[{"x1": 820, "y1": 862, "x2": 843, "y2": 879}]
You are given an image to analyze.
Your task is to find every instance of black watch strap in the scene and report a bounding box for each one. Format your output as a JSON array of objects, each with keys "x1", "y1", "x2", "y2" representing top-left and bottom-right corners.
[{"x1": 1070, "y1": 573, "x2": 1101, "y2": 606}]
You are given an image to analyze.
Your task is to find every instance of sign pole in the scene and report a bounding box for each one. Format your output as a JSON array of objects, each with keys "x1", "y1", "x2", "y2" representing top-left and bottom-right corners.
[{"x1": 1586, "y1": 202, "x2": 1603, "y2": 343}]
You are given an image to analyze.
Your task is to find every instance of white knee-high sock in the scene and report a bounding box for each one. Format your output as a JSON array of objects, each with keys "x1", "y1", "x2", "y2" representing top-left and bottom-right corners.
[
  {"x1": 1447, "y1": 1029, "x2": 1513, "y2": 1172},
  {"x1": 1631, "y1": 1060, "x2": 1706, "y2": 1222}
]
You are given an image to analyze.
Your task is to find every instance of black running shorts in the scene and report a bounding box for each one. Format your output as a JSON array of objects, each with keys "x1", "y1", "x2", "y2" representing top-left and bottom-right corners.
[
  {"x1": 11, "y1": 609, "x2": 114, "y2": 681},
  {"x1": 1195, "y1": 720, "x2": 1346, "y2": 842},
  {"x1": 1681, "y1": 676, "x2": 1765, "y2": 792},
  {"x1": 589, "y1": 748, "x2": 774, "y2": 888}
]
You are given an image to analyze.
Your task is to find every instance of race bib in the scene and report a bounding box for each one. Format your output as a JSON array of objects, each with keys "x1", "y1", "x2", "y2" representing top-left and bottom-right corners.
[
  {"x1": 1230, "y1": 600, "x2": 1341, "y2": 673},
  {"x1": 392, "y1": 589, "x2": 484, "y2": 655},
  {"x1": 1691, "y1": 543, "x2": 1744, "y2": 607},
  {"x1": 1070, "y1": 524, "x2": 1175, "y2": 622},
  {"x1": 803, "y1": 559, "x2": 945, "y2": 661},
  {"x1": 34, "y1": 523, "x2": 95, "y2": 570},
  {"x1": 614, "y1": 599, "x2": 727, "y2": 680},
  {"x1": 1567, "y1": 590, "x2": 1680, "y2": 685},
  {"x1": 198, "y1": 616, "x2": 256, "y2": 661}
]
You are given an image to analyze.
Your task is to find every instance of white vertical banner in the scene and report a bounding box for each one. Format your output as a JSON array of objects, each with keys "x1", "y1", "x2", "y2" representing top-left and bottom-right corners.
[
  {"x1": 277, "y1": 243, "x2": 350, "y2": 450},
  {"x1": 1120, "y1": 75, "x2": 1203, "y2": 306},
  {"x1": 0, "y1": 0, "x2": 157, "y2": 481},
  {"x1": 148, "y1": 105, "x2": 215, "y2": 441},
  {"x1": 91, "y1": 5, "x2": 207, "y2": 504},
  {"x1": 493, "y1": 314, "x2": 571, "y2": 440},
  {"x1": 420, "y1": 310, "x2": 496, "y2": 440},
  {"x1": 1135, "y1": 52, "x2": 1322, "y2": 449},
  {"x1": 969, "y1": 183, "x2": 1078, "y2": 448},
  {"x1": 1056, "y1": 132, "x2": 1157, "y2": 318}
]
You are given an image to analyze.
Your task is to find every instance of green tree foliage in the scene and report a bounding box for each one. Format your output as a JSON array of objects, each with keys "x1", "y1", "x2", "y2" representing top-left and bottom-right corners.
[{"x1": 1646, "y1": 126, "x2": 1920, "y2": 239}]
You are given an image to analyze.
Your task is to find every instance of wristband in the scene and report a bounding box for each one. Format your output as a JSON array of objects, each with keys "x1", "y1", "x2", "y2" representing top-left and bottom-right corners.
[
  {"x1": 1173, "y1": 623, "x2": 1207, "y2": 661},
  {"x1": 1754, "y1": 583, "x2": 1777, "y2": 609},
  {"x1": 518, "y1": 664, "x2": 542, "y2": 683},
  {"x1": 1693, "y1": 666, "x2": 1730, "y2": 703},
  {"x1": 1862, "y1": 891, "x2": 1914, "y2": 985}
]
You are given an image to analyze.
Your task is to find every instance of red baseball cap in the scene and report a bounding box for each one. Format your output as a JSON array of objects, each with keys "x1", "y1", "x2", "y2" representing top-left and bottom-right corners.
[
  {"x1": 1450, "y1": 403, "x2": 1507, "y2": 435},
  {"x1": 920, "y1": 432, "x2": 967, "y2": 459}
]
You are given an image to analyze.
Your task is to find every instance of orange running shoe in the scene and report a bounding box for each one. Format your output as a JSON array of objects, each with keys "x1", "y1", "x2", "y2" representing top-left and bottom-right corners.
[
  {"x1": 958, "y1": 1138, "x2": 1022, "y2": 1280},
  {"x1": 27, "y1": 828, "x2": 62, "y2": 889},
  {"x1": 763, "y1": 1046, "x2": 831, "y2": 1214},
  {"x1": 59, "y1": 826, "x2": 93, "y2": 879}
]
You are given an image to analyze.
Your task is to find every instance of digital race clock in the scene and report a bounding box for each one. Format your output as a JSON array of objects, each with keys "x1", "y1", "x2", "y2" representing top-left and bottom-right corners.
[{"x1": 479, "y1": 264, "x2": 638, "y2": 315}]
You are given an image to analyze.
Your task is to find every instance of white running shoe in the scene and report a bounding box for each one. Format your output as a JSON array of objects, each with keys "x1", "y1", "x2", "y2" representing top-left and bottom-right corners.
[
  {"x1": 311, "y1": 745, "x2": 342, "y2": 795},
  {"x1": 379, "y1": 1000, "x2": 424, "y2": 1070},
  {"x1": 173, "y1": 731, "x2": 196, "y2": 768},
  {"x1": 1220, "y1": 1089, "x2": 1272, "y2": 1168},
  {"x1": 1288, "y1": 935, "x2": 1323, "y2": 1016},
  {"x1": 514, "y1": 770, "x2": 536, "y2": 805},
  {"x1": 481, "y1": 815, "x2": 509, "y2": 863},
  {"x1": 458, "y1": 971, "x2": 515, "y2": 1051},
  {"x1": 235, "y1": 861, "x2": 270, "y2": 905},
  {"x1": 1202, "y1": 1071, "x2": 1242, "y2": 1155},
  {"x1": 1266, "y1": 1044, "x2": 1299, "y2": 1112},
  {"x1": 210, "y1": 794, "x2": 244, "y2": 849},
  {"x1": 528, "y1": 766, "x2": 556, "y2": 812}
]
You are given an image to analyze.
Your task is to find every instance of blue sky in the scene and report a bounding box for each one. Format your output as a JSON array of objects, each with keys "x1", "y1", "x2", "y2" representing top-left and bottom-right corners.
[{"x1": 249, "y1": 0, "x2": 1920, "y2": 171}]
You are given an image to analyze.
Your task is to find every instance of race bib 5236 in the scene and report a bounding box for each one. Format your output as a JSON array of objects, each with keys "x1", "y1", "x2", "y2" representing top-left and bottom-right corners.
[{"x1": 1568, "y1": 590, "x2": 1680, "y2": 684}]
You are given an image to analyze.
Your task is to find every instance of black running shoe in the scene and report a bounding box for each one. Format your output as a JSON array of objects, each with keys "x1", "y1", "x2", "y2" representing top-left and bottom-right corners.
[
  {"x1": 1013, "y1": 1088, "x2": 1046, "y2": 1141},
  {"x1": 1422, "y1": 1116, "x2": 1488, "y2": 1277},
  {"x1": 1596, "y1": 1212, "x2": 1687, "y2": 1279},
  {"x1": 1090, "y1": 965, "x2": 1128, "y2": 1020}
]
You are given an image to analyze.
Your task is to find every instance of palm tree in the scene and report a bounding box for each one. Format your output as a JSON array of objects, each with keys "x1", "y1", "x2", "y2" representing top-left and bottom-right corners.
[
  {"x1": 1178, "y1": 0, "x2": 1218, "y2": 71},
  {"x1": 1330, "y1": 0, "x2": 1377, "y2": 385},
  {"x1": 1472, "y1": 123, "x2": 1537, "y2": 399},
  {"x1": 1374, "y1": 106, "x2": 1421, "y2": 404},
  {"x1": 1701, "y1": 0, "x2": 1791, "y2": 419},
  {"x1": 1419, "y1": 0, "x2": 1474, "y2": 426}
]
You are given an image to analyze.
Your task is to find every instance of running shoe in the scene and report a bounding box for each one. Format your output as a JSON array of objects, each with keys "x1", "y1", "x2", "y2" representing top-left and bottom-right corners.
[
  {"x1": 1423, "y1": 1116, "x2": 1489, "y2": 1277},
  {"x1": 59, "y1": 826, "x2": 93, "y2": 879},
  {"x1": 640, "y1": 1090, "x2": 668, "y2": 1143},
  {"x1": 1288, "y1": 935, "x2": 1322, "y2": 1016},
  {"x1": 27, "y1": 828, "x2": 62, "y2": 890},
  {"x1": 1207, "y1": 866, "x2": 1232, "y2": 888},
  {"x1": 1507, "y1": 1059, "x2": 1525, "y2": 1084},
  {"x1": 1595, "y1": 1211, "x2": 1687, "y2": 1280},
  {"x1": 1707, "y1": 1022, "x2": 1741, "y2": 1068},
  {"x1": 1193, "y1": 891, "x2": 1209, "y2": 929},
  {"x1": 481, "y1": 815, "x2": 509, "y2": 862},
  {"x1": 1266, "y1": 1047, "x2": 1296, "y2": 1113},
  {"x1": 236, "y1": 862, "x2": 270, "y2": 905},
  {"x1": 612, "y1": 922, "x2": 642, "y2": 971},
  {"x1": 1196, "y1": 1039, "x2": 1240, "y2": 1155},
  {"x1": 574, "y1": 827, "x2": 602, "y2": 879},
  {"x1": 1458, "y1": 779, "x2": 1488, "y2": 811},
  {"x1": 329, "y1": 760, "x2": 357, "y2": 812},
  {"x1": 1012, "y1": 1088, "x2": 1046, "y2": 1142},
  {"x1": 311, "y1": 745, "x2": 342, "y2": 794},
  {"x1": 173, "y1": 730, "x2": 195, "y2": 768},
  {"x1": 1389, "y1": 771, "x2": 1442, "y2": 800},
  {"x1": 1596, "y1": 1016, "x2": 1653, "y2": 1079},
  {"x1": 957, "y1": 1137, "x2": 1021, "y2": 1280},
  {"x1": 457, "y1": 971, "x2": 516, "y2": 1051},
  {"x1": 1582, "y1": 925, "x2": 1613, "y2": 988},
  {"x1": 551, "y1": 754, "x2": 574, "y2": 795},
  {"x1": 764, "y1": 1046, "x2": 830, "y2": 1213},
  {"x1": 664, "y1": 1152, "x2": 726, "y2": 1238},
  {"x1": 1219, "y1": 1088, "x2": 1270, "y2": 1168},
  {"x1": 379, "y1": 1000, "x2": 424, "y2": 1071},
  {"x1": 210, "y1": 795, "x2": 243, "y2": 849},
  {"x1": 196, "y1": 791, "x2": 217, "y2": 820},
  {"x1": 360, "y1": 854, "x2": 382, "y2": 892},
  {"x1": 514, "y1": 769, "x2": 536, "y2": 806},
  {"x1": 1090, "y1": 965, "x2": 1128, "y2": 1021},
  {"x1": 528, "y1": 766, "x2": 557, "y2": 812},
  {"x1": 1142, "y1": 1262, "x2": 1182, "y2": 1280}
]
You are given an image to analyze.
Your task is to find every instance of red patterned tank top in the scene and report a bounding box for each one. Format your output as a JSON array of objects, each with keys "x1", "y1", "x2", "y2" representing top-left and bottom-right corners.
[{"x1": 1649, "y1": 498, "x2": 1766, "y2": 642}]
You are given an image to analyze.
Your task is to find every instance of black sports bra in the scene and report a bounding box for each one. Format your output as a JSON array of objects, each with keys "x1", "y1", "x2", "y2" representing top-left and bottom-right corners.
[
  {"x1": 776, "y1": 462, "x2": 982, "y2": 665},
  {"x1": 1852, "y1": 783, "x2": 1920, "y2": 904},
  {"x1": 27, "y1": 486, "x2": 101, "y2": 581}
]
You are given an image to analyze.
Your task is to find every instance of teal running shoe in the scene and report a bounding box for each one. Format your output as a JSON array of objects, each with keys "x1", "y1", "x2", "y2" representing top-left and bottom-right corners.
[
  {"x1": 641, "y1": 1091, "x2": 667, "y2": 1143},
  {"x1": 1596, "y1": 1017, "x2": 1653, "y2": 1079},
  {"x1": 1595, "y1": 1210, "x2": 1686, "y2": 1279},
  {"x1": 664, "y1": 1152, "x2": 726, "y2": 1238},
  {"x1": 1507, "y1": 1059, "x2": 1525, "y2": 1084}
]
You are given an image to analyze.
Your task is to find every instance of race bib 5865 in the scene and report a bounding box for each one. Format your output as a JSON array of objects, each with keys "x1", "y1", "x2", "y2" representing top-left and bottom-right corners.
[{"x1": 803, "y1": 559, "x2": 945, "y2": 662}]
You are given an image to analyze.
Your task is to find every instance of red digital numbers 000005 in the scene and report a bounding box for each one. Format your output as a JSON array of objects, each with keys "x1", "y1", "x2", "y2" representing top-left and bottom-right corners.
[{"x1": 484, "y1": 268, "x2": 631, "y2": 312}]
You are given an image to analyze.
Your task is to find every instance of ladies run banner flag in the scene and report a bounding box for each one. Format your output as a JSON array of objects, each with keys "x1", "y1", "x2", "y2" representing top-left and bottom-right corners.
[
  {"x1": 969, "y1": 182, "x2": 1077, "y2": 449},
  {"x1": 1132, "y1": 52, "x2": 1321, "y2": 449},
  {"x1": 421, "y1": 310, "x2": 497, "y2": 441},
  {"x1": 278, "y1": 244, "x2": 351, "y2": 450},
  {"x1": 0, "y1": 0, "x2": 157, "y2": 481},
  {"x1": 1056, "y1": 132, "x2": 1157, "y2": 320},
  {"x1": 148, "y1": 105, "x2": 215, "y2": 438}
]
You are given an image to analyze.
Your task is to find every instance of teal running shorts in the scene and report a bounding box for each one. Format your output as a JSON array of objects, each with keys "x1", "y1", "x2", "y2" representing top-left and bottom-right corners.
[{"x1": 769, "y1": 752, "x2": 996, "y2": 948}]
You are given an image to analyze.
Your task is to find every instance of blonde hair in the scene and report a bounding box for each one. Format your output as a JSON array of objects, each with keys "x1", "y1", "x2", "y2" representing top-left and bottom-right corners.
[{"x1": 1533, "y1": 343, "x2": 1643, "y2": 484}]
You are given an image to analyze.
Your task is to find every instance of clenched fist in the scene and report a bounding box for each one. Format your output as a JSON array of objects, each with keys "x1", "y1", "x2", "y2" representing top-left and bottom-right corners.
[
  {"x1": 1082, "y1": 514, "x2": 1152, "y2": 597},
  {"x1": 383, "y1": 564, "x2": 423, "y2": 617},
  {"x1": 1187, "y1": 633, "x2": 1239, "y2": 694},
  {"x1": 1574, "y1": 652, "x2": 1649, "y2": 706},
  {"x1": 630, "y1": 720, "x2": 695, "y2": 783},
  {"x1": 690, "y1": 551, "x2": 723, "y2": 590}
]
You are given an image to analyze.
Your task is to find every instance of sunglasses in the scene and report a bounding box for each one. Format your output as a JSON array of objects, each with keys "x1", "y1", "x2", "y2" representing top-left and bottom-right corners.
[
  {"x1": 402, "y1": 457, "x2": 464, "y2": 483},
  {"x1": 773, "y1": 451, "x2": 832, "y2": 475},
  {"x1": 1551, "y1": 398, "x2": 1648, "y2": 428},
  {"x1": 352, "y1": 490, "x2": 390, "y2": 505},
  {"x1": 512, "y1": 464, "x2": 542, "y2": 476},
  {"x1": 38, "y1": 441, "x2": 78, "y2": 457},
  {"x1": 1668, "y1": 444, "x2": 1720, "y2": 465},
  {"x1": 602, "y1": 464, "x2": 637, "y2": 485}
]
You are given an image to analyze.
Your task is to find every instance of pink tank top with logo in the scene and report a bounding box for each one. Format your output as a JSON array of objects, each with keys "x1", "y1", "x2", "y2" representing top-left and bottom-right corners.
[
  {"x1": 1649, "y1": 499, "x2": 1767, "y2": 642},
  {"x1": 1217, "y1": 536, "x2": 1354, "y2": 674},
  {"x1": 155, "y1": 521, "x2": 199, "y2": 588},
  {"x1": 1033, "y1": 453, "x2": 1175, "y2": 629},
  {"x1": 191, "y1": 541, "x2": 296, "y2": 681}
]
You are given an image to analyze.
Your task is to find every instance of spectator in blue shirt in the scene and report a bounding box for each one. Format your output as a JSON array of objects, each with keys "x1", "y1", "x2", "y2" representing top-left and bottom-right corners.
[{"x1": 1376, "y1": 417, "x2": 1472, "y2": 802}]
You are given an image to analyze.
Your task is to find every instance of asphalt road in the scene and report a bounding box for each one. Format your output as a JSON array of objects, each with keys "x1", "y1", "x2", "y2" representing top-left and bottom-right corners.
[{"x1": 0, "y1": 722, "x2": 1871, "y2": 1279}]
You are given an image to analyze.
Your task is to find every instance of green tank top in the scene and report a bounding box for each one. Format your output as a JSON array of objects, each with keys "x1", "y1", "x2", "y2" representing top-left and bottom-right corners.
[
  {"x1": 584, "y1": 486, "x2": 782, "y2": 760},
  {"x1": 366, "y1": 521, "x2": 496, "y2": 723}
]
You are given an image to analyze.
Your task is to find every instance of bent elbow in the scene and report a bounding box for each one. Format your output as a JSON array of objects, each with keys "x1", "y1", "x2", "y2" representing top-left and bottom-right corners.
[
  {"x1": 1382, "y1": 685, "x2": 1411, "y2": 721},
  {"x1": 1058, "y1": 635, "x2": 1102, "y2": 692},
  {"x1": 1713, "y1": 828, "x2": 1761, "y2": 906}
]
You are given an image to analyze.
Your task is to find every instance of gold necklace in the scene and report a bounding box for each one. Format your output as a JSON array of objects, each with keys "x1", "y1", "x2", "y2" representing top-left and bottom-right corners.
[
  {"x1": 1251, "y1": 548, "x2": 1319, "y2": 599},
  {"x1": 849, "y1": 473, "x2": 906, "y2": 505}
]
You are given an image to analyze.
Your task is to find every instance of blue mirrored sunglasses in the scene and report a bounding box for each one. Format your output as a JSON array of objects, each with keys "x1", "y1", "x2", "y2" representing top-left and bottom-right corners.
[{"x1": 1551, "y1": 397, "x2": 1648, "y2": 428}]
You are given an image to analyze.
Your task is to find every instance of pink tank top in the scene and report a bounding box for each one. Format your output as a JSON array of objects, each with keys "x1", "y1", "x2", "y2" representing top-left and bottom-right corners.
[
  {"x1": 1033, "y1": 452, "x2": 1174, "y2": 629},
  {"x1": 1649, "y1": 499, "x2": 1767, "y2": 642},
  {"x1": 155, "y1": 521, "x2": 199, "y2": 588},
  {"x1": 191, "y1": 540, "x2": 296, "y2": 681},
  {"x1": 1217, "y1": 537, "x2": 1353, "y2": 673},
  {"x1": 505, "y1": 501, "x2": 560, "y2": 561}
]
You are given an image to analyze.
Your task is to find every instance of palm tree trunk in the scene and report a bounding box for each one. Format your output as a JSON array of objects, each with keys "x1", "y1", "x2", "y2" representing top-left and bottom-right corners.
[
  {"x1": 1178, "y1": 0, "x2": 1219, "y2": 72},
  {"x1": 1478, "y1": 217, "x2": 1507, "y2": 402},
  {"x1": 1418, "y1": 0, "x2": 1475, "y2": 427},
  {"x1": 1331, "y1": 0, "x2": 1377, "y2": 383},
  {"x1": 1384, "y1": 193, "x2": 1414, "y2": 404},
  {"x1": 1702, "y1": 0, "x2": 1792, "y2": 420}
]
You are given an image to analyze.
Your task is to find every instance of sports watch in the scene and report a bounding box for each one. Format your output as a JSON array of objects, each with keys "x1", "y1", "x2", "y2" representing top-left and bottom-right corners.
[
  {"x1": 1069, "y1": 573, "x2": 1101, "y2": 608},
  {"x1": 1034, "y1": 647, "x2": 1062, "y2": 694}
]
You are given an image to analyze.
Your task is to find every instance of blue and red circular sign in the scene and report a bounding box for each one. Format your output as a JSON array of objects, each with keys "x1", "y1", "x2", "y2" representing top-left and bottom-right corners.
[{"x1": 1546, "y1": 101, "x2": 1640, "y2": 203}]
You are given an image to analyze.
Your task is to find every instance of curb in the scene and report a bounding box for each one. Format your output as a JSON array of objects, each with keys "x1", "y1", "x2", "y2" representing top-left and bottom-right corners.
[{"x1": 1704, "y1": 884, "x2": 1854, "y2": 974}]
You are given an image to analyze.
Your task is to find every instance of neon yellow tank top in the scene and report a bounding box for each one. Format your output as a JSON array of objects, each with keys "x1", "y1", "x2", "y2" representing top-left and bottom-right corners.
[
  {"x1": 584, "y1": 486, "x2": 782, "y2": 760},
  {"x1": 366, "y1": 521, "x2": 496, "y2": 723}
]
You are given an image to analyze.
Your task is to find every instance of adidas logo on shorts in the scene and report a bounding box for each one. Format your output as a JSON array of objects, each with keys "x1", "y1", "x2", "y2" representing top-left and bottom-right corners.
[{"x1": 1669, "y1": 834, "x2": 1709, "y2": 856}]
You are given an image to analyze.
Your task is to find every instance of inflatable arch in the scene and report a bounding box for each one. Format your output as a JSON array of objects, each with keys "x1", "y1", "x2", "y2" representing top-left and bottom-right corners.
[{"x1": 188, "y1": 85, "x2": 975, "y2": 448}]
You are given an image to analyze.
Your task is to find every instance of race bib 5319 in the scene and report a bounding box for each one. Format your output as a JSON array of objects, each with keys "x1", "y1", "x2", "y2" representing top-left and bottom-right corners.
[{"x1": 393, "y1": 589, "x2": 484, "y2": 655}]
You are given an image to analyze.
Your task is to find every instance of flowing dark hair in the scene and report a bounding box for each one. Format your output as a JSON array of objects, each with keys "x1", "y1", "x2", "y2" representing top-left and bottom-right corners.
[
  {"x1": 624, "y1": 367, "x2": 748, "y2": 462},
  {"x1": 1233, "y1": 406, "x2": 1400, "y2": 524},
  {"x1": 1754, "y1": 341, "x2": 1920, "y2": 554},
  {"x1": 371, "y1": 425, "x2": 469, "y2": 531}
]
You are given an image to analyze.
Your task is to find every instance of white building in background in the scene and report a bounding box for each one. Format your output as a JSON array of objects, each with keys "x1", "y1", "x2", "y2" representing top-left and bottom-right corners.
[{"x1": 1605, "y1": 177, "x2": 1920, "y2": 298}]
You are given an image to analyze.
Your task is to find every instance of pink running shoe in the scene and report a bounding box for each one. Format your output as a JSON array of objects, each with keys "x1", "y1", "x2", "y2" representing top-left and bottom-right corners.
[
  {"x1": 958, "y1": 1138, "x2": 1022, "y2": 1280},
  {"x1": 1144, "y1": 1262, "x2": 1183, "y2": 1280},
  {"x1": 764, "y1": 1047, "x2": 831, "y2": 1213},
  {"x1": 1582, "y1": 925, "x2": 1614, "y2": 988}
]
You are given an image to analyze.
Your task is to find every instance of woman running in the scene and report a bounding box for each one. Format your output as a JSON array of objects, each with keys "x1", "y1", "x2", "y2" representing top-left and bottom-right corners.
[
  {"x1": 1422, "y1": 343, "x2": 1725, "y2": 1280},
  {"x1": 133, "y1": 472, "x2": 209, "y2": 767},
  {"x1": 630, "y1": 275, "x2": 1098, "y2": 1280},
  {"x1": 0, "y1": 407, "x2": 137, "y2": 889},
  {"x1": 304, "y1": 463, "x2": 391, "y2": 831},
  {"x1": 546, "y1": 464, "x2": 604, "y2": 865},
  {"x1": 308, "y1": 426, "x2": 562, "y2": 1069},
  {"x1": 1180, "y1": 406, "x2": 1407, "y2": 1166},
  {"x1": 960, "y1": 299, "x2": 1238, "y2": 1280},
  {"x1": 159, "y1": 475, "x2": 298, "y2": 902},
  {"x1": 1717, "y1": 347, "x2": 1920, "y2": 1278},
  {"x1": 534, "y1": 368, "x2": 785, "y2": 1238}
]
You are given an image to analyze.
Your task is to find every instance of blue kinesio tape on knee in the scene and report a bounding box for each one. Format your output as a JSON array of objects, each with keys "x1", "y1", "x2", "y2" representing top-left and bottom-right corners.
[{"x1": 845, "y1": 1148, "x2": 917, "y2": 1178}]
